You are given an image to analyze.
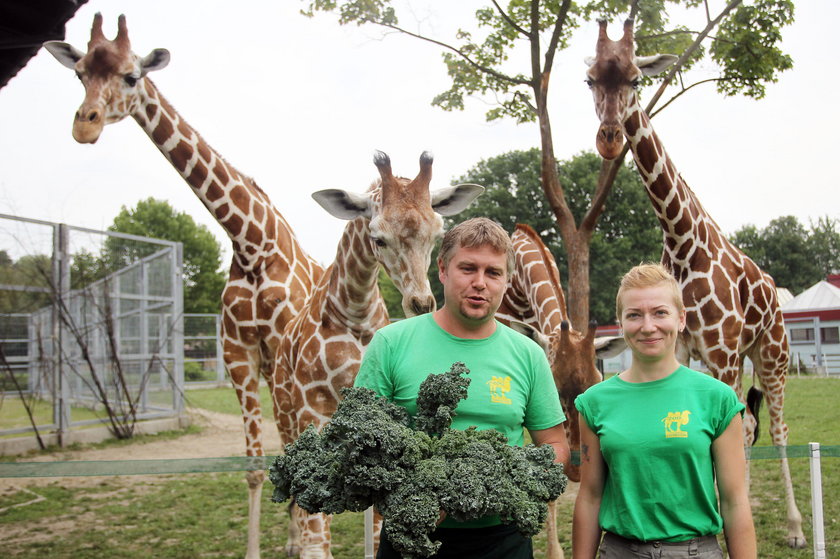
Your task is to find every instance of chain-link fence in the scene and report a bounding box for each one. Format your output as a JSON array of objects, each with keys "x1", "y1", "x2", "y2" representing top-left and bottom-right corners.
[
  {"x1": 183, "y1": 313, "x2": 225, "y2": 385},
  {"x1": 0, "y1": 214, "x2": 184, "y2": 445}
]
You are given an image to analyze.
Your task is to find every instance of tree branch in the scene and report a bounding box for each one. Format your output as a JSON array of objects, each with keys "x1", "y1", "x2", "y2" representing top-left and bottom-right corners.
[
  {"x1": 0, "y1": 346, "x2": 46, "y2": 450},
  {"x1": 643, "y1": 0, "x2": 743, "y2": 114},
  {"x1": 581, "y1": 145, "x2": 630, "y2": 234},
  {"x1": 629, "y1": 0, "x2": 641, "y2": 21},
  {"x1": 514, "y1": 90, "x2": 537, "y2": 115},
  {"x1": 649, "y1": 76, "x2": 754, "y2": 118},
  {"x1": 492, "y1": 0, "x2": 530, "y2": 38},
  {"x1": 367, "y1": 20, "x2": 530, "y2": 87},
  {"x1": 542, "y1": 0, "x2": 573, "y2": 74}
]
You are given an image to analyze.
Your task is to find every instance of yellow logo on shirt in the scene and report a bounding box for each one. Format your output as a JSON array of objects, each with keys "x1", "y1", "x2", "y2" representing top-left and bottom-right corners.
[
  {"x1": 487, "y1": 376, "x2": 512, "y2": 405},
  {"x1": 662, "y1": 410, "x2": 691, "y2": 438}
]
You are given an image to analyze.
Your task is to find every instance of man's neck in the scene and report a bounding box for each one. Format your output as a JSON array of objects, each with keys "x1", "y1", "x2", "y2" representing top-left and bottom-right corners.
[{"x1": 432, "y1": 307, "x2": 497, "y2": 340}]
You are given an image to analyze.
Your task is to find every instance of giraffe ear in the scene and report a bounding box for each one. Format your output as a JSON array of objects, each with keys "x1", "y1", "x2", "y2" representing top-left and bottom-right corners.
[
  {"x1": 583, "y1": 55, "x2": 596, "y2": 68},
  {"x1": 635, "y1": 54, "x2": 678, "y2": 77},
  {"x1": 430, "y1": 183, "x2": 484, "y2": 217},
  {"x1": 140, "y1": 49, "x2": 170, "y2": 75},
  {"x1": 508, "y1": 321, "x2": 551, "y2": 356},
  {"x1": 594, "y1": 336, "x2": 627, "y2": 359},
  {"x1": 43, "y1": 41, "x2": 85, "y2": 70},
  {"x1": 311, "y1": 189, "x2": 372, "y2": 220}
]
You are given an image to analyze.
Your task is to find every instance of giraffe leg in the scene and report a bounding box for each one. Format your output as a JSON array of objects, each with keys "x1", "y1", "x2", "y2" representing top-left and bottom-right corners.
[
  {"x1": 763, "y1": 381, "x2": 806, "y2": 547},
  {"x1": 372, "y1": 510, "x2": 382, "y2": 556},
  {"x1": 246, "y1": 469, "x2": 265, "y2": 559},
  {"x1": 544, "y1": 500, "x2": 565, "y2": 559},
  {"x1": 225, "y1": 338, "x2": 267, "y2": 559},
  {"x1": 291, "y1": 504, "x2": 333, "y2": 559},
  {"x1": 752, "y1": 338, "x2": 806, "y2": 549},
  {"x1": 285, "y1": 501, "x2": 301, "y2": 557}
]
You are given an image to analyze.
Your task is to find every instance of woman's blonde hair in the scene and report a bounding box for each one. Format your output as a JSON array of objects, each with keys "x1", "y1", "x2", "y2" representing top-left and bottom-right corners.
[{"x1": 615, "y1": 262, "x2": 684, "y2": 319}]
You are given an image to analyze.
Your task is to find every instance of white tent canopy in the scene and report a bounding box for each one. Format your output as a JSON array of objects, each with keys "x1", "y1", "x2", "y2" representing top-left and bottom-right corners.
[{"x1": 782, "y1": 281, "x2": 840, "y2": 312}]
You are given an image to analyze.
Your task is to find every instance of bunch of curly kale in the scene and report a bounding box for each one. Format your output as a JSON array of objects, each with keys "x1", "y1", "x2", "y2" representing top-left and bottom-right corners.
[{"x1": 268, "y1": 362, "x2": 567, "y2": 558}]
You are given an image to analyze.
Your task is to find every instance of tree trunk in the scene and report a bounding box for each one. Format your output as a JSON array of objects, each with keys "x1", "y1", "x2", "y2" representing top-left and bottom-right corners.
[{"x1": 534, "y1": 71, "x2": 593, "y2": 331}]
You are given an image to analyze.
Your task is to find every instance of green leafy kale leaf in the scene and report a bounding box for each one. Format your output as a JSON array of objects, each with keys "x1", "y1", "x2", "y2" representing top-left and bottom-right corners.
[{"x1": 268, "y1": 361, "x2": 567, "y2": 558}]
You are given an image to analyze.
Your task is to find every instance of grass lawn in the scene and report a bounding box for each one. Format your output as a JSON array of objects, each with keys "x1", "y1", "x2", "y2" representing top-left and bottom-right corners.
[
  {"x1": 0, "y1": 396, "x2": 101, "y2": 435},
  {"x1": 182, "y1": 384, "x2": 272, "y2": 417},
  {"x1": 1, "y1": 376, "x2": 838, "y2": 557}
]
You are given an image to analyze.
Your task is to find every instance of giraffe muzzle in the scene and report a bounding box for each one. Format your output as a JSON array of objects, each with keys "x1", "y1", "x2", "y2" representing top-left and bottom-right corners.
[
  {"x1": 596, "y1": 124, "x2": 624, "y2": 160},
  {"x1": 72, "y1": 106, "x2": 104, "y2": 144},
  {"x1": 405, "y1": 295, "x2": 436, "y2": 317}
]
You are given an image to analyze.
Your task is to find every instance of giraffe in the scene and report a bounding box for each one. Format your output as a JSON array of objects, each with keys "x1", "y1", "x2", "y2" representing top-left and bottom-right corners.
[
  {"x1": 584, "y1": 18, "x2": 805, "y2": 548},
  {"x1": 497, "y1": 223, "x2": 625, "y2": 559},
  {"x1": 273, "y1": 151, "x2": 482, "y2": 559},
  {"x1": 44, "y1": 15, "x2": 326, "y2": 558}
]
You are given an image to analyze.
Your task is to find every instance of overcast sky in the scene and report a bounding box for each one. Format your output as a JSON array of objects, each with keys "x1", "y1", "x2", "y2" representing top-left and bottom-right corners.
[{"x1": 0, "y1": 0, "x2": 836, "y2": 266}]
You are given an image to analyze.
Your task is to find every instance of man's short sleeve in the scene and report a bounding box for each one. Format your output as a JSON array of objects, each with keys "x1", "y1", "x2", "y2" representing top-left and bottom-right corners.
[
  {"x1": 353, "y1": 329, "x2": 394, "y2": 399},
  {"x1": 523, "y1": 349, "x2": 565, "y2": 430}
]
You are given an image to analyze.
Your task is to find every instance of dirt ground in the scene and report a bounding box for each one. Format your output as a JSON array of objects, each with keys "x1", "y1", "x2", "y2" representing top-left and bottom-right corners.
[
  {"x1": 1, "y1": 407, "x2": 579, "y2": 506},
  {"x1": 1, "y1": 408, "x2": 578, "y2": 556},
  {"x1": 0, "y1": 407, "x2": 283, "y2": 491}
]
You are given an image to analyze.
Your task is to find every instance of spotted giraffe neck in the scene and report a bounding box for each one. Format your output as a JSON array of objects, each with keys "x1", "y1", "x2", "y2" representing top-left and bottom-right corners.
[
  {"x1": 513, "y1": 228, "x2": 568, "y2": 332},
  {"x1": 322, "y1": 218, "x2": 385, "y2": 327},
  {"x1": 498, "y1": 225, "x2": 568, "y2": 333},
  {"x1": 623, "y1": 102, "x2": 724, "y2": 264},
  {"x1": 131, "y1": 77, "x2": 301, "y2": 273}
]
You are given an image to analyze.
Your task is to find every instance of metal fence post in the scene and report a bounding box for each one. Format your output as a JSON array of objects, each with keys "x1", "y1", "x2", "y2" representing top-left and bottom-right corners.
[
  {"x1": 810, "y1": 442, "x2": 826, "y2": 559},
  {"x1": 364, "y1": 506, "x2": 374, "y2": 559},
  {"x1": 55, "y1": 223, "x2": 71, "y2": 446},
  {"x1": 172, "y1": 242, "x2": 185, "y2": 414}
]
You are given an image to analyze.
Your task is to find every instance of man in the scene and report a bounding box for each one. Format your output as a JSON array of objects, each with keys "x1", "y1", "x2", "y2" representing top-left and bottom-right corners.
[{"x1": 355, "y1": 217, "x2": 570, "y2": 559}]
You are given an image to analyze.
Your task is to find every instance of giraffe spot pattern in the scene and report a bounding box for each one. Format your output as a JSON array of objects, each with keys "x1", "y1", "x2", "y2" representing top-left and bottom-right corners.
[{"x1": 65, "y1": 23, "x2": 335, "y2": 556}]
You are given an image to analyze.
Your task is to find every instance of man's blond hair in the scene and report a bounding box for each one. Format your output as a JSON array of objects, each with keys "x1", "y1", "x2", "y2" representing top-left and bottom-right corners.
[{"x1": 438, "y1": 217, "x2": 514, "y2": 275}]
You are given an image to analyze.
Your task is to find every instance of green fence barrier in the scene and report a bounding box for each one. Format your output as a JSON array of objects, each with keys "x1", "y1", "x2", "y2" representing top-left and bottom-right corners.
[
  {"x1": 1, "y1": 445, "x2": 838, "y2": 478},
  {"x1": 0, "y1": 456, "x2": 275, "y2": 478}
]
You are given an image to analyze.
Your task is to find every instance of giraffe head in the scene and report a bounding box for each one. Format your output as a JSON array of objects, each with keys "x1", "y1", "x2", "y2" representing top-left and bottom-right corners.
[
  {"x1": 313, "y1": 151, "x2": 482, "y2": 317},
  {"x1": 513, "y1": 319, "x2": 625, "y2": 481},
  {"x1": 584, "y1": 19, "x2": 677, "y2": 160},
  {"x1": 44, "y1": 13, "x2": 170, "y2": 144}
]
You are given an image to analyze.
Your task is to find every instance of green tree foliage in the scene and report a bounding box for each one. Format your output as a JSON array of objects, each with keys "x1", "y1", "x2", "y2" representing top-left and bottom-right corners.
[
  {"x1": 301, "y1": 0, "x2": 795, "y2": 330},
  {"x1": 0, "y1": 251, "x2": 52, "y2": 313},
  {"x1": 378, "y1": 268, "x2": 405, "y2": 319},
  {"x1": 451, "y1": 149, "x2": 661, "y2": 325},
  {"x1": 70, "y1": 248, "x2": 108, "y2": 290},
  {"x1": 106, "y1": 198, "x2": 226, "y2": 313},
  {"x1": 808, "y1": 216, "x2": 840, "y2": 280},
  {"x1": 731, "y1": 216, "x2": 839, "y2": 294}
]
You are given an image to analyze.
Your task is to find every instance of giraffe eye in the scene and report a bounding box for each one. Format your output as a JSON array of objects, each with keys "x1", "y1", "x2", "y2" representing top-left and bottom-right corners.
[
  {"x1": 124, "y1": 75, "x2": 138, "y2": 87},
  {"x1": 631, "y1": 78, "x2": 641, "y2": 89},
  {"x1": 584, "y1": 79, "x2": 594, "y2": 89},
  {"x1": 372, "y1": 237, "x2": 387, "y2": 248}
]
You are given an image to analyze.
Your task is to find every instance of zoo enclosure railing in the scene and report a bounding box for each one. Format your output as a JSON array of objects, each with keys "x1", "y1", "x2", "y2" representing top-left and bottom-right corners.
[
  {"x1": 0, "y1": 214, "x2": 185, "y2": 443},
  {"x1": 0, "y1": 444, "x2": 835, "y2": 559}
]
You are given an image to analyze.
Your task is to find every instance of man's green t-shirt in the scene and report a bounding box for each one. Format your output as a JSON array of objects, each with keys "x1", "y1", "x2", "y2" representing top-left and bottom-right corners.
[
  {"x1": 574, "y1": 366, "x2": 745, "y2": 542},
  {"x1": 354, "y1": 313, "x2": 566, "y2": 528}
]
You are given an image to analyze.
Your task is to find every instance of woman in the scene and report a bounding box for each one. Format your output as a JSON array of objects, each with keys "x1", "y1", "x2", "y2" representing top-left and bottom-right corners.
[{"x1": 572, "y1": 263, "x2": 756, "y2": 558}]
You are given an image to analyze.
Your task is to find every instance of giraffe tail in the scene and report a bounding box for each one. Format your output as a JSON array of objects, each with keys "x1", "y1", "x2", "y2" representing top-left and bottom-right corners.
[{"x1": 746, "y1": 386, "x2": 763, "y2": 445}]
